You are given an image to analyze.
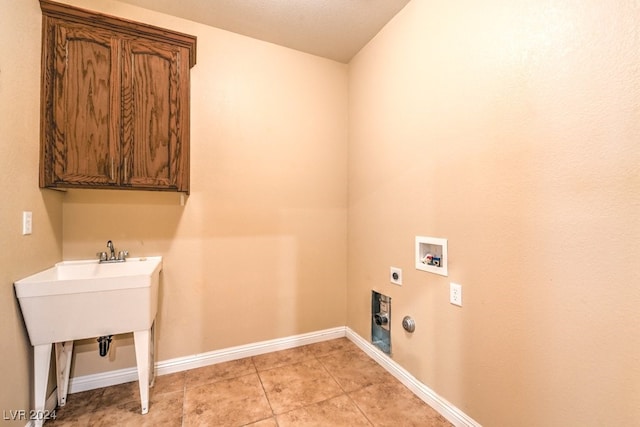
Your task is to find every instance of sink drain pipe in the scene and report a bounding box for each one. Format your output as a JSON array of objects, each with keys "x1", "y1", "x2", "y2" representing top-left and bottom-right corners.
[{"x1": 97, "y1": 335, "x2": 113, "y2": 357}]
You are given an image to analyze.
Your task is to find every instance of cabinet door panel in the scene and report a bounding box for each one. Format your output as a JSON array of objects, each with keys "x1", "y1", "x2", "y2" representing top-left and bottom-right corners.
[
  {"x1": 122, "y1": 39, "x2": 188, "y2": 190},
  {"x1": 50, "y1": 23, "x2": 119, "y2": 186}
]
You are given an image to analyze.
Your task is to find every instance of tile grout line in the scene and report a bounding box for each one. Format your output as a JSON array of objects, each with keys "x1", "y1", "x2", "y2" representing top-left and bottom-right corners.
[
  {"x1": 180, "y1": 381, "x2": 186, "y2": 427},
  {"x1": 315, "y1": 346, "x2": 380, "y2": 427},
  {"x1": 267, "y1": 347, "x2": 350, "y2": 424},
  {"x1": 253, "y1": 355, "x2": 279, "y2": 424},
  {"x1": 345, "y1": 391, "x2": 376, "y2": 427},
  {"x1": 255, "y1": 343, "x2": 352, "y2": 423}
]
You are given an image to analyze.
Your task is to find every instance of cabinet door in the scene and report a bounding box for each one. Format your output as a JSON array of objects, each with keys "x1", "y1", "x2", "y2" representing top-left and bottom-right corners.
[
  {"x1": 121, "y1": 38, "x2": 189, "y2": 192},
  {"x1": 42, "y1": 20, "x2": 120, "y2": 187}
]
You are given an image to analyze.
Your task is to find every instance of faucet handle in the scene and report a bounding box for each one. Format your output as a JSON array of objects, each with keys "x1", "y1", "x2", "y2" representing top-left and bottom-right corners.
[
  {"x1": 118, "y1": 250, "x2": 129, "y2": 261},
  {"x1": 96, "y1": 252, "x2": 107, "y2": 261}
]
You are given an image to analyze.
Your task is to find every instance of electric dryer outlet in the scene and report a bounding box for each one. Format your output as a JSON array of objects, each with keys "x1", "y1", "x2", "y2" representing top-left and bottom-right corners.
[{"x1": 390, "y1": 267, "x2": 402, "y2": 285}]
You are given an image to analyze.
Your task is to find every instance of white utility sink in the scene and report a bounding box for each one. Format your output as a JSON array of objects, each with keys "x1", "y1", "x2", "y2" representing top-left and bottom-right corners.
[
  {"x1": 15, "y1": 256, "x2": 162, "y2": 426},
  {"x1": 15, "y1": 256, "x2": 161, "y2": 344}
]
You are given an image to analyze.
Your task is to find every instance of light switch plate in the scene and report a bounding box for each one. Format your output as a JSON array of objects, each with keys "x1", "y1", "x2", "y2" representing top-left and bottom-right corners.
[{"x1": 22, "y1": 211, "x2": 32, "y2": 235}]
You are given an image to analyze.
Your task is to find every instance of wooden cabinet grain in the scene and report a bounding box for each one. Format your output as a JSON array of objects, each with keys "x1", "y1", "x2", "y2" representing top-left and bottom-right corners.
[{"x1": 39, "y1": 0, "x2": 196, "y2": 193}]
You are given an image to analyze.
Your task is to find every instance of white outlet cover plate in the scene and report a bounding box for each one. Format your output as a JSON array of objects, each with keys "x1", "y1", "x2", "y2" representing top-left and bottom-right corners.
[
  {"x1": 450, "y1": 282, "x2": 462, "y2": 306},
  {"x1": 390, "y1": 267, "x2": 402, "y2": 285}
]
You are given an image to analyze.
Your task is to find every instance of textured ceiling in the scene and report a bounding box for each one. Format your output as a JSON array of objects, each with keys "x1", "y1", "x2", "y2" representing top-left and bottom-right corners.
[{"x1": 116, "y1": 0, "x2": 411, "y2": 63}]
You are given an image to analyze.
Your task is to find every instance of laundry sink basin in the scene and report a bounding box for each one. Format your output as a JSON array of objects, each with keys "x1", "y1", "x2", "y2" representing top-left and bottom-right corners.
[
  {"x1": 15, "y1": 256, "x2": 162, "y2": 422},
  {"x1": 14, "y1": 256, "x2": 162, "y2": 346}
]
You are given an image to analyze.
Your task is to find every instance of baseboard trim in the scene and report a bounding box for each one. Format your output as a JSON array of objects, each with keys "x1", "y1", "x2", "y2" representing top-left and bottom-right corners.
[
  {"x1": 346, "y1": 328, "x2": 481, "y2": 427},
  {"x1": 63, "y1": 326, "x2": 479, "y2": 427},
  {"x1": 68, "y1": 326, "x2": 346, "y2": 393},
  {"x1": 157, "y1": 326, "x2": 347, "y2": 376}
]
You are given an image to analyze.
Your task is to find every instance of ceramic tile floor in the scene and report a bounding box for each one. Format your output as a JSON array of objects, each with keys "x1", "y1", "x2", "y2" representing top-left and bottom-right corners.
[{"x1": 46, "y1": 338, "x2": 452, "y2": 426}]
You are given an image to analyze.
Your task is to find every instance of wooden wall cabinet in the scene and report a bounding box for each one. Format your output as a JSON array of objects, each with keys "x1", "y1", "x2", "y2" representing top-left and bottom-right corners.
[{"x1": 39, "y1": 0, "x2": 197, "y2": 193}]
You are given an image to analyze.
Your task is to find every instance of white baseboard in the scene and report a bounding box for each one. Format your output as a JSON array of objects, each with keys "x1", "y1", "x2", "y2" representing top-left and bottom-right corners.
[
  {"x1": 156, "y1": 326, "x2": 347, "y2": 376},
  {"x1": 346, "y1": 328, "x2": 481, "y2": 427},
  {"x1": 61, "y1": 326, "x2": 479, "y2": 427}
]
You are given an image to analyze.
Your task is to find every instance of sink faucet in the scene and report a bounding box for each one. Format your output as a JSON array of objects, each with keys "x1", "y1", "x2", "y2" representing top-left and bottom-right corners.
[
  {"x1": 107, "y1": 240, "x2": 116, "y2": 260},
  {"x1": 98, "y1": 240, "x2": 128, "y2": 263}
]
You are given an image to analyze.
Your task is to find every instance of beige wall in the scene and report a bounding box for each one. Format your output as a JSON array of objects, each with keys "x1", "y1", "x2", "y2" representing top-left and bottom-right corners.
[
  {"x1": 55, "y1": 0, "x2": 349, "y2": 377},
  {"x1": 348, "y1": 0, "x2": 639, "y2": 425},
  {"x1": 0, "y1": 0, "x2": 64, "y2": 423}
]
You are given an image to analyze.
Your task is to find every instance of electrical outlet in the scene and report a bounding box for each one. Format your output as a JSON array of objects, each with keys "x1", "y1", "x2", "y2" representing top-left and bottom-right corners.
[
  {"x1": 22, "y1": 211, "x2": 32, "y2": 235},
  {"x1": 390, "y1": 267, "x2": 402, "y2": 285},
  {"x1": 450, "y1": 282, "x2": 462, "y2": 306}
]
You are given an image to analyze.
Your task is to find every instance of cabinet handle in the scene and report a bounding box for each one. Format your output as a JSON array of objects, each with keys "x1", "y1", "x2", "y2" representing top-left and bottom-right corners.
[
  {"x1": 110, "y1": 157, "x2": 114, "y2": 181},
  {"x1": 124, "y1": 156, "x2": 128, "y2": 182}
]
